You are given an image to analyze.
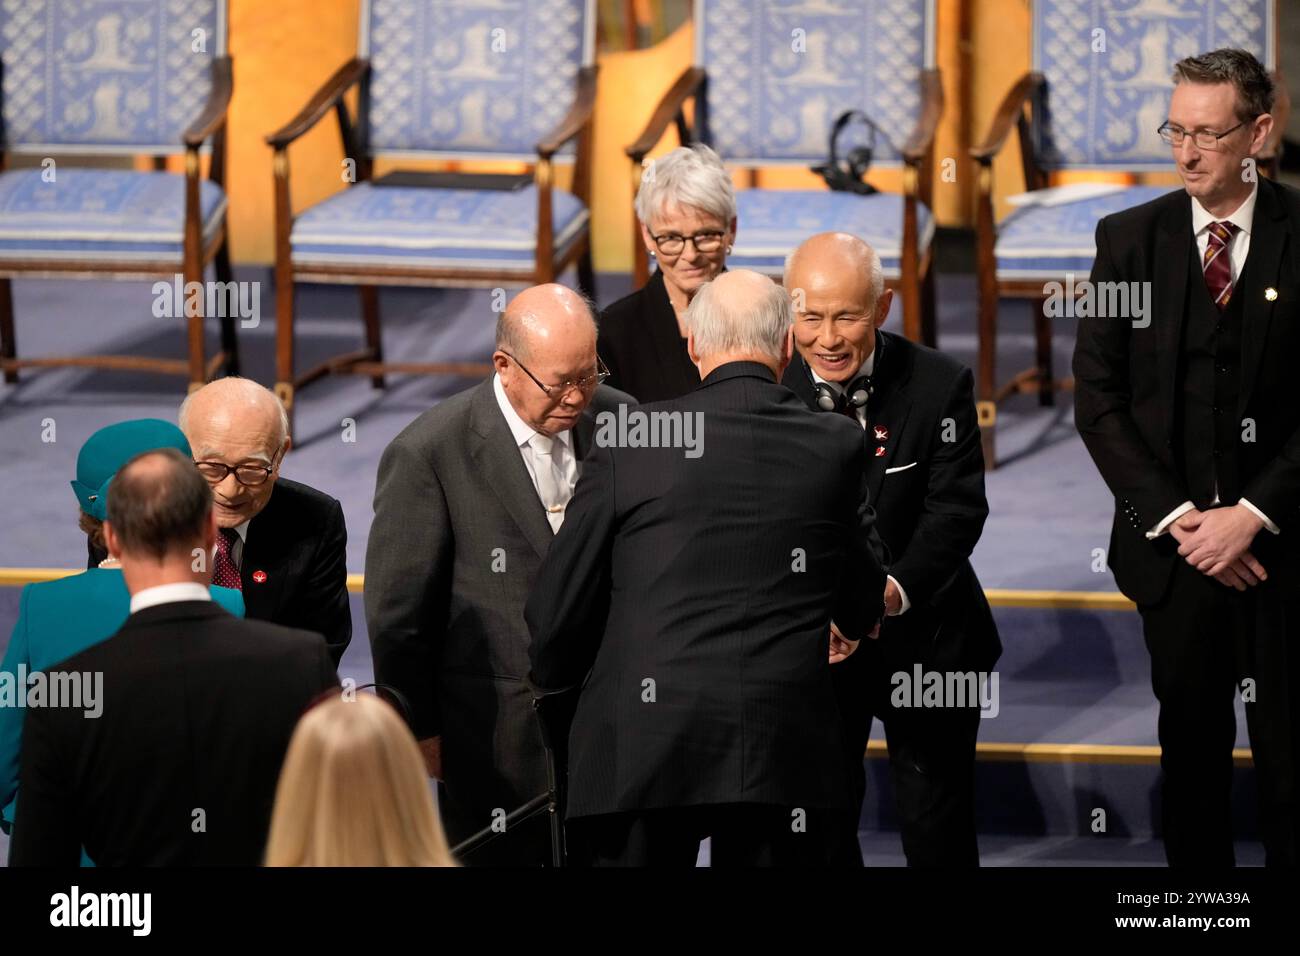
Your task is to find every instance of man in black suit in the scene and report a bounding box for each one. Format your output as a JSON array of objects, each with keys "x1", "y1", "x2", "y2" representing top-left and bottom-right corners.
[
  {"x1": 366, "y1": 284, "x2": 634, "y2": 866},
  {"x1": 781, "y1": 232, "x2": 999, "y2": 866},
  {"x1": 525, "y1": 269, "x2": 886, "y2": 866},
  {"x1": 180, "y1": 377, "x2": 350, "y2": 666},
  {"x1": 11, "y1": 448, "x2": 337, "y2": 866},
  {"x1": 1074, "y1": 49, "x2": 1300, "y2": 866}
]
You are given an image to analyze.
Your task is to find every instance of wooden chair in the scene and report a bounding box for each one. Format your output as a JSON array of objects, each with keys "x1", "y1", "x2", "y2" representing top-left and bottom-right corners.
[
  {"x1": 266, "y1": 0, "x2": 598, "y2": 428},
  {"x1": 626, "y1": 0, "x2": 943, "y2": 345},
  {"x1": 0, "y1": 0, "x2": 236, "y2": 390},
  {"x1": 971, "y1": 0, "x2": 1285, "y2": 468}
]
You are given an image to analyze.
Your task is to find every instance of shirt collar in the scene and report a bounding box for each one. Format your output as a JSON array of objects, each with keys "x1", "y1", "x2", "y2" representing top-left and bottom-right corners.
[
  {"x1": 1191, "y1": 181, "x2": 1258, "y2": 239},
  {"x1": 493, "y1": 374, "x2": 573, "y2": 451},
  {"x1": 807, "y1": 348, "x2": 876, "y2": 392},
  {"x1": 129, "y1": 581, "x2": 213, "y2": 614}
]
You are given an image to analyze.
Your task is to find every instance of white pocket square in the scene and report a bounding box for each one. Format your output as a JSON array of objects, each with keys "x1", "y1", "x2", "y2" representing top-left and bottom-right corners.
[{"x1": 884, "y1": 461, "x2": 918, "y2": 474}]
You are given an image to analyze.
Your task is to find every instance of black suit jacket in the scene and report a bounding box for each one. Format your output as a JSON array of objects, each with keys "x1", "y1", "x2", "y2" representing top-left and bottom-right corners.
[
  {"x1": 598, "y1": 269, "x2": 702, "y2": 403},
  {"x1": 365, "y1": 379, "x2": 634, "y2": 852},
  {"x1": 10, "y1": 601, "x2": 337, "y2": 866},
  {"x1": 782, "y1": 334, "x2": 1000, "y2": 675},
  {"x1": 525, "y1": 362, "x2": 886, "y2": 818},
  {"x1": 242, "y1": 477, "x2": 351, "y2": 666},
  {"x1": 1073, "y1": 177, "x2": 1300, "y2": 605}
]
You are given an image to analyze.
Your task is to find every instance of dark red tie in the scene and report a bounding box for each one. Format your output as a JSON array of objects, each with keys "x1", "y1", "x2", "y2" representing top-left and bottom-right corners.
[
  {"x1": 1203, "y1": 220, "x2": 1239, "y2": 311},
  {"x1": 212, "y1": 528, "x2": 242, "y2": 591}
]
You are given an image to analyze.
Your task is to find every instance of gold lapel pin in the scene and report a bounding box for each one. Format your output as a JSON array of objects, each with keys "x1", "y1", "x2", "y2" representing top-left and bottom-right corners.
[{"x1": 1265, "y1": 287, "x2": 1278, "y2": 301}]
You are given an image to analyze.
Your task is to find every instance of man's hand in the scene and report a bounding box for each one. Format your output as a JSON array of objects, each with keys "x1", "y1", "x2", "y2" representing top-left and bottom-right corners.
[
  {"x1": 884, "y1": 578, "x2": 903, "y2": 617},
  {"x1": 1175, "y1": 504, "x2": 1267, "y2": 577},
  {"x1": 418, "y1": 736, "x2": 443, "y2": 780},
  {"x1": 829, "y1": 622, "x2": 860, "y2": 664}
]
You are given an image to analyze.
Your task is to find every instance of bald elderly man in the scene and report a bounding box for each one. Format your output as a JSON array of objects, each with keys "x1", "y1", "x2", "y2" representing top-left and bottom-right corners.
[
  {"x1": 366, "y1": 284, "x2": 634, "y2": 866},
  {"x1": 781, "y1": 233, "x2": 999, "y2": 866},
  {"x1": 179, "y1": 377, "x2": 351, "y2": 666}
]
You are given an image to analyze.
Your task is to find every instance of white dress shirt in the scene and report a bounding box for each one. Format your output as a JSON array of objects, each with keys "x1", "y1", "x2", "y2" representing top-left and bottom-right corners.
[
  {"x1": 1147, "y1": 184, "x2": 1279, "y2": 539},
  {"x1": 225, "y1": 519, "x2": 250, "y2": 568},
  {"x1": 810, "y1": 349, "x2": 910, "y2": 616},
  {"x1": 129, "y1": 581, "x2": 212, "y2": 614},
  {"x1": 493, "y1": 374, "x2": 579, "y2": 532}
]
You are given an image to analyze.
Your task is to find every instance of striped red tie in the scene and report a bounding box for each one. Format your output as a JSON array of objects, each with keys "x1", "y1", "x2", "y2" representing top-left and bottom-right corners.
[{"x1": 1203, "y1": 220, "x2": 1239, "y2": 311}]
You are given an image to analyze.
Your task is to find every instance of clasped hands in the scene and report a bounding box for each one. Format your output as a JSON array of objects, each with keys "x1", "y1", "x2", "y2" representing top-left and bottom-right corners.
[
  {"x1": 1169, "y1": 504, "x2": 1267, "y2": 591},
  {"x1": 828, "y1": 578, "x2": 901, "y2": 663}
]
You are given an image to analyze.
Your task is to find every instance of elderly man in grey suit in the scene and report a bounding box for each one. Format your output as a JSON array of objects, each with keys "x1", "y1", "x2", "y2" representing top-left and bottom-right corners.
[{"x1": 366, "y1": 284, "x2": 633, "y2": 866}]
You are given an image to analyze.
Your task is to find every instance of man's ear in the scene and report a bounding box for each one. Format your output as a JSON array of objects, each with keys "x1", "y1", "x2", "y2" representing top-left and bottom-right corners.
[
  {"x1": 103, "y1": 521, "x2": 122, "y2": 561},
  {"x1": 202, "y1": 509, "x2": 217, "y2": 554},
  {"x1": 492, "y1": 350, "x2": 511, "y2": 378},
  {"x1": 775, "y1": 328, "x2": 794, "y2": 380},
  {"x1": 686, "y1": 330, "x2": 700, "y2": 367},
  {"x1": 875, "y1": 288, "x2": 895, "y2": 328},
  {"x1": 1250, "y1": 113, "x2": 1274, "y2": 157}
]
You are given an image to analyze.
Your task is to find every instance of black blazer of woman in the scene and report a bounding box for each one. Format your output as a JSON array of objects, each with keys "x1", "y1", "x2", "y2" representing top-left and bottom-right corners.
[{"x1": 597, "y1": 269, "x2": 701, "y2": 403}]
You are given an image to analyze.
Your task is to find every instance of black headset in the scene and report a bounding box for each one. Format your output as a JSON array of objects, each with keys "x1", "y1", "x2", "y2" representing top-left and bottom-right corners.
[
  {"x1": 813, "y1": 109, "x2": 894, "y2": 196},
  {"x1": 805, "y1": 334, "x2": 883, "y2": 416}
]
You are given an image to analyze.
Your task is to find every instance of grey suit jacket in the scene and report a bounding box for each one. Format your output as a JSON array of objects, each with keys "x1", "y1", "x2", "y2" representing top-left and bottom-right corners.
[{"x1": 364, "y1": 377, "x2": 634, "y2": 848}]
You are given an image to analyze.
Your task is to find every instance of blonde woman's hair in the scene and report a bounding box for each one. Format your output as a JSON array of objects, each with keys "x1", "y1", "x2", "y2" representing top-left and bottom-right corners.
[{"x1": 264, "y1": 693, "x2": 456, "y2": 867}]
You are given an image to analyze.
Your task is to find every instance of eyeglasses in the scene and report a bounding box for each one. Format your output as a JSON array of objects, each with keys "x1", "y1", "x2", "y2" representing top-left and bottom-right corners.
[
  {"x1": 502, "y1": 352, "x2": 609, "y2": 398},
  {"x1": 648, "y1": 230, "x2": 726, "y2": 256},
  {"x1": 1157, "y1": 120, "x2": 1248, "y2": 151},
  {"x1": 195, "y1": 448, "x2": 283, "y2": 487}
]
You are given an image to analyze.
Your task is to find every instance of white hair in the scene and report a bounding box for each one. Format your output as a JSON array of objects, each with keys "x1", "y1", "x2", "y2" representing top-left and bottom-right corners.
[
  {"x1": 685, "y1": 273, "x2": 791, "y2": 364},
  {"x1": 635, "y1": 144, "x2": 737, "y2": 227},
  {"x1": 784, "y1": 239, "x2": 885, "y2": 306},
  {"x1": 178, "y1": 376, "x2": 290, "y2": 450}
]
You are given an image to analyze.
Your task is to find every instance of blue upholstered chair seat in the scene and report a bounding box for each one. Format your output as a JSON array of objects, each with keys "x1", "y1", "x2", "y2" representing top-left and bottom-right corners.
[
  {"x1": 728, "y1": 190, "x2": 935, "y2": 277},
  {"x1": 0, "y1": 169, "x2": 226, "y2": 263},
  {"x1": 993, "y1": 186, "x2": 1177, "y2": 280},
  {"x1": 290, "y1": 183, "x2": 590, "y2": 272}
]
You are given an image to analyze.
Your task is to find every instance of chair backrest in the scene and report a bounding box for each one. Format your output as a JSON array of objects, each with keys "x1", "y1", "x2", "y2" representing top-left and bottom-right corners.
[
  {"x1": 1032, "y1": 0, "x2": 1275, "y2": 171},
  {"x1": 0, "y1": 0, "x2": 225, "y2": 154},
  {"x1": 361, "y1": 0, "x2": 595, "y2": 161},
  {"x1": 693, "y1": 0, "x2": 936, "y2": 167}
]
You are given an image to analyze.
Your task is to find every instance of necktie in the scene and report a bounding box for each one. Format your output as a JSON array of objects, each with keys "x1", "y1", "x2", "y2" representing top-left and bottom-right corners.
[
  {"x1": 1203, "y1": 220, "x2": 1239, "y2": 311},
  {"x1": 840, "y1": 401, "x2": 861, "y2": 426},
  {"x1": 212, "y1": 528, "x2": 242, "y2": 590},
  {"x1": 529, "y1": 433, "x2": 571, "y2": 533}
]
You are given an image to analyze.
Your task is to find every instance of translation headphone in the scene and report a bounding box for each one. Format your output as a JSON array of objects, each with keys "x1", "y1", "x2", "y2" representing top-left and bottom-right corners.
[
  {"x1": 805, "y1": 334, "x2": 884, "y2": 415},
  {"x1": 812, "y1": 110, "x2": 895, "y2": 196}
]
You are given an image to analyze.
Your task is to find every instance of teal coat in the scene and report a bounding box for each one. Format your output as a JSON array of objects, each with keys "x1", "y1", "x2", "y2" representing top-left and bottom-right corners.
[{"x1": 0, "y1": 570, "x2": 244, "y2": 855}]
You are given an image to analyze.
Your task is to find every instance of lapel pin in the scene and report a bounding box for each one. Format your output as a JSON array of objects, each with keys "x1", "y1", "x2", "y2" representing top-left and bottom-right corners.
[
  {"x1": 874, "y1": 445, "x2": 887, "y2": 457},
  {"x1": 873, "y1": 425, "x2": 889, "y2": 441},
  {"x1": 252, "y1": 570, "x2": 267, "y2": 584},
  {"x1": 1265, "y1": 287, "x2": 1278, "y2": 301}
]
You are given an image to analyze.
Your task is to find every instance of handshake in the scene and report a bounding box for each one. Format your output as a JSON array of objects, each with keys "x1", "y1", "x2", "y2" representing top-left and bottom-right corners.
[{"x1": 827, "y1": 578, "x2": 900, "y2": 663}]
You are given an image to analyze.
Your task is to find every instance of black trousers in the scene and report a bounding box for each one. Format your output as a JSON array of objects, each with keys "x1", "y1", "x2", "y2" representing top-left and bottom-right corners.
[
  {"x1": 833, "y1": 645, "x2": 982, "y2": 867},
  {"x1": 569, "y1": 804, "x2": 852, "y2": 867},
  {"x1": 1140, "y1": 557, "x2": 1300, "y2": 867}
]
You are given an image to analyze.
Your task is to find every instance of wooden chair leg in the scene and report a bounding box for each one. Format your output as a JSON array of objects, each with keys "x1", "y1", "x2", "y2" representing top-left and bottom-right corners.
[
  {"x1": 920, "y1": 258, "x2": 938, "y2": 349},
  {"x1": 359, "y1": 285, "x2": 385, "y2": 389},
  {"x1": 1034, "y1": 294, "x2": 1054, "y2": 407},
  {"x1": 576, "y1": 244, "x2": 596, "y2": 301},
  {"x1": 183, "y1": 259, "x2": 205, "y2": 391},
  {"x1": 215, "y1": 240, "x2": 240, "y2": 377},
  {"x1": 976, "y1": 271, "x2": 999, "y2": 471},
  {"x1": 275, "y1": 266, "x2": 297, "y2": 438},
  {"x1": 0, "y1": 278, "x2": 16, "y2": 384}
]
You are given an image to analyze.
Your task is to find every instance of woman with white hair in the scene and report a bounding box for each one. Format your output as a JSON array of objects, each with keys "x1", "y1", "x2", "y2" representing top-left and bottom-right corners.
[{"x1": 598, "y1": 144, "x2": 737, "y2": 402}]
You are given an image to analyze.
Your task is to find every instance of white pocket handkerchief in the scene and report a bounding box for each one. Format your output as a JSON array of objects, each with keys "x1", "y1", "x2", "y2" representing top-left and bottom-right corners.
[{"x1": 884, "y1": 461, "x2": 918, "y2": 475}]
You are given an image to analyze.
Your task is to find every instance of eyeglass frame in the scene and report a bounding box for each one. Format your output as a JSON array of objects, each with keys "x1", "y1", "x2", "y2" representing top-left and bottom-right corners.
[
  {"x1": 194, "y1": 446, "x2": 286, "y2": 487},
  {"x1": 500, "y1": 351, "x2": 610, "y2": 398},
  {"x1": 646, "y1": 229, "x2": 729, "y2": 256},
  {"x1": 1156, "y1": 119, "x2": 1251, "y2": 151}
]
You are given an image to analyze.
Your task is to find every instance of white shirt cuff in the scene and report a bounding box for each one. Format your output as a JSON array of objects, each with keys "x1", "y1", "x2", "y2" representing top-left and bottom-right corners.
[
  {"x1": 1239, "y1": 498, "x2": 1280, "y2": 535},
  {"x1": 1146, "y1": 501, "x2": 1195, "y2": 540},
  {"x1": 886, "y1": 575, "x2": 911, "y2": 616}
]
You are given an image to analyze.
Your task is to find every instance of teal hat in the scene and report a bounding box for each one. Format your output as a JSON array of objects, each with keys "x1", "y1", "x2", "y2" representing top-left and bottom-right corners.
[{"x1": 71, "y1": 419, "x2": 191, "y2": 521}]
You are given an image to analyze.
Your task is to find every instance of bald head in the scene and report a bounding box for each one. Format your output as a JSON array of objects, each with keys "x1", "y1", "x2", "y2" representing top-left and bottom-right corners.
[
  {"x1": 784, "y1": 233, "x2": 891, "y2": 384},
  {"x1": 493, "y1": 284, "x2": 601, "y2": 437},
  {"x1": 179, "y1": 377, "x2": 290, "y2": 528}
]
